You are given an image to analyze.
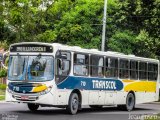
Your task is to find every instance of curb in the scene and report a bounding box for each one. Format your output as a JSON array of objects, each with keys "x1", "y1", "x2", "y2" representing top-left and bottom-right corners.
[
  {"x1": 0, "y1": 100, "x2": 6, "y2": 103},
  {"x1": 146, "y1": 102, "x2": 160, "y2": 104}
]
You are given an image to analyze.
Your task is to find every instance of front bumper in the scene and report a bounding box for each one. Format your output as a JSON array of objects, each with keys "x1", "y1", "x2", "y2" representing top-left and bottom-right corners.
[{"x1": 5, "y1": 89, "x2": 55, "y2": 105}]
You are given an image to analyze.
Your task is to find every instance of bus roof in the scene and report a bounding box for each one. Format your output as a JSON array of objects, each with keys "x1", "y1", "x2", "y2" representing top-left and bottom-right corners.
[{"x1": 10, "y1": 42, "x2": 159, "y2": 63}]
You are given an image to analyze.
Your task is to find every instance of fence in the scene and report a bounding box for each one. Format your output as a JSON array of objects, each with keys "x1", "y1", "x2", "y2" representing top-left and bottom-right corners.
[
  {"x1": 0, "y1": 77, "x2": 6, "y2": 84},
  {"x1": 0, "y1": 60, "x2": 6, "y2": 84}
]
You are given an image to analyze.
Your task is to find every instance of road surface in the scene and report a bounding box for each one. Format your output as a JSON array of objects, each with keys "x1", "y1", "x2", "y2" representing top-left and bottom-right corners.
[{"x1": 0, "y1": 102, "x2": 160, "y2": 120}]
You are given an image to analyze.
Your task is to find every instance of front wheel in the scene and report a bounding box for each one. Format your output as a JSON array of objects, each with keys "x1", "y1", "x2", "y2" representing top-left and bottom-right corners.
[
  {"x1": 117, "y1": 92, "x2": 135, "y2": 111},
  {"x1": 66, "y1": 93, "x2": 79, "y2": 115},
  {"x1": 28, "y1": 103, "x2": 39, "y2": 112}
]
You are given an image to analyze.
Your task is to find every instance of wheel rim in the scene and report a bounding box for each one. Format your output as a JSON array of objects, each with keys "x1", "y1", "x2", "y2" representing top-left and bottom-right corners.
[
  {"x1": 72, "y1": 97, "x2": 78, "y2": 111},
  {"x1": 127, "y1": 94, "x2": 135, "y2": 110}
]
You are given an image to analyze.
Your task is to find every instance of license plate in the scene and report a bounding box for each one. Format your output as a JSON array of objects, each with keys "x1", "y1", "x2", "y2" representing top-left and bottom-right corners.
[{"x1": 21, "y1": 96, "x2": 29, "y2": 100}]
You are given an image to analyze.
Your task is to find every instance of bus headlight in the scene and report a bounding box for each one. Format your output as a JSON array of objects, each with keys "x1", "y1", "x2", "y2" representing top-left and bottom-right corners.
[
  {"x1": 39, "y1": 85, "x2": 53, "y2": 95},
  {"x1": 7, "y1": 88, "x2": 14, "y2": 94}
]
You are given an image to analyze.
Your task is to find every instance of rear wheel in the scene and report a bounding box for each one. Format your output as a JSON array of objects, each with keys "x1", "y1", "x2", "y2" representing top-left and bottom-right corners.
[
  {"x1": 117, "y1": 92, "x2": 135, "y2": 111},
  {"x1": 89, "y1": 105, "x2": 103, "y2": 109},
  {"x1": 28, "y1": 103, "x2": 39, "y2": 112},
  {"x1": 66, "y1": 93, "x2": 79, "y2": 115}
]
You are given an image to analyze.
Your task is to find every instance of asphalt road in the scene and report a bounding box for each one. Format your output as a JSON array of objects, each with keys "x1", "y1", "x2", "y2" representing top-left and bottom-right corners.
[{"x1": 0, "y1": 102, "x2": 160, "y2": 120}]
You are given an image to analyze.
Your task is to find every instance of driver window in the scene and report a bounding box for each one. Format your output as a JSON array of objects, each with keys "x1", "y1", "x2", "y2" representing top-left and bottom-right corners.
[{"x1": 55, "y1": 51, "x2": 71, "y2": 84}]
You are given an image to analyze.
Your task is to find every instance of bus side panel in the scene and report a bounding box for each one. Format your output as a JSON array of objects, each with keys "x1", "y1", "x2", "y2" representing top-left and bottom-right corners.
[
  {"x1": 104, "y1": 91, "x2": 117, "y2": 105},
  {"x1": 56, "y1": 89, "x2": 72, "y2": 105},
  {"x1": 115, "y1": 91, "x2": 127, "y2": 105},
  {"x1": 135, "y1": 92, "x2": 157, "y2": 104},
  {"x1": 88, "y1": 90, "x2": 99, "y2": 105},
  {"x1": 81, "y1": 90, "x2": 89, "y2": 105}
]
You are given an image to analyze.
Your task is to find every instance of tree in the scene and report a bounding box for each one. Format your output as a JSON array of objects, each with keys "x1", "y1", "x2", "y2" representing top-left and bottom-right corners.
[
  {"x1": 0, "y1": 0, "x2": 159, "y2": 59},
  {"x1": 0, "y1": 0, "x2": 55, "y2": 43},
  {"x1": 109, "y1": 0, "x2": 160, "y2": 58},
  {"x1": 108, "y1": 30, "x2": 136, "y2": 54},
  {"x1": 135, "y1": 30, "x2": 160, "y2": 58},
  {"x1": 50, "y1": 0, "x2": 104, "y2": 49}
]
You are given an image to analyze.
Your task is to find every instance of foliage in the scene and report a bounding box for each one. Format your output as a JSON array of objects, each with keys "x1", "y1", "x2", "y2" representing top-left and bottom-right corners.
[
  {"x1": 52, "y1": 0, "x2": 104, "y2": 49},
  {"x1": 135, "y1": 30, "x2": 159, "y2": 58},
  {"x1": 0, "y1": 0, "x2": 159, "y2": 58},
  {"x1": 108, "y1": 30, "x2": 136, "y2": 54},
  {"x1": 0, "y1": 41, "x2": 9, "y2": 50},
  {"x1": 0, "y1": 96, "x2": 5, "y2": 100},
  {"x1": 0, "y1": 89, "x2": 5, "y2": 95},
  {"x1": 0, "y1": 69, "x2": 7, "y2": 78},
  {"x1": 0, "y1": 84, "x2": 6, "y2": 90},
  {"x1": 111, "y1": 0, "x2": 160, "y2": 58}
]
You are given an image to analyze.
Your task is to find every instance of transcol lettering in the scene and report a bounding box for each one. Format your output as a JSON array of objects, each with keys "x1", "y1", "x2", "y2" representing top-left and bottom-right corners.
[{"x1": 92, "y1": 80, "x2": 117, "y2": 90}]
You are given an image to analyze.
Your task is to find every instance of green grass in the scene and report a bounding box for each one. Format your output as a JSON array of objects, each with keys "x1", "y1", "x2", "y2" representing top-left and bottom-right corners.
[
  {"x1": 0, "y1": 90, "x2": 5, "y2": 95},
  {"x1": 0, "y1": 84, "x2": 6, "y2": 101},
  {"x1": 0, "y1": 84, "x2": 6, "y2": 90},
  {"x1": 0, "y1": 96, "x2": 5, "y2": 101},
  {"x1": 0, "y1": 84, "x2": 6, "y2": 96}
]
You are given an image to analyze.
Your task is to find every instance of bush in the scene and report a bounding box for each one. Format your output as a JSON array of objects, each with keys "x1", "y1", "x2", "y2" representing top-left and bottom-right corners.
[
  {"x1": 0, "y1": 84, "x2": 6, "y2": 90},
  {"x1": 0, "y1": 69, "x2": 7, "y2": 78},
  {"x1": 0, "y1": 96, "x2": 5, "y2": 100}
]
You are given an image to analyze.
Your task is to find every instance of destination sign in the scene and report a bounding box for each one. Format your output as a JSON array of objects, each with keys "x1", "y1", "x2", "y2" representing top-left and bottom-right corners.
[{"x1": 10, "y1": 44, "x2": 53, "y2": 53}]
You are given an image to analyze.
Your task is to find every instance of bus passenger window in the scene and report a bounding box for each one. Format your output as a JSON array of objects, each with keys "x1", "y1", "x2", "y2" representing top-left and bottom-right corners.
[
  {"x1": 130, "y1": 61, "x2": 138, "y2": 80},
  {"x1": 90, "y1": 55, "x2": 104, "y2": 77},
  {"x1": 119, "y1": 59, "x2": 129, "y2": 79},
  {"x1": 106, "y1": 58, "x2": 118, "y2": 78},
  {"x1": 74, "y1": 53, "x2": 89, "y2": 76},
  {"x1": 148, "y1": 63, "x2": 158, "y2": 81},
  {"x1": 139, "y1": 62, "x2": 147, "y2": 80},
  {"x1": 55, "y1": 51, "x2": 71, "y2": 84}
]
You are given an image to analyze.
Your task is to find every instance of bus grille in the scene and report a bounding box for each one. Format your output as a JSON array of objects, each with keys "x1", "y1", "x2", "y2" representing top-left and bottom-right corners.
[{"x1": 12, "y1": 95, "x2": 39, "y2": 101}]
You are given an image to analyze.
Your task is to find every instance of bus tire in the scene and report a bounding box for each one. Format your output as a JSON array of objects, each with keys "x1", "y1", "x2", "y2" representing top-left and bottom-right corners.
[
  {"x1": 27, "y1": 103, "x2": 39, "y2": 112},
  {"x1": 89, "y1": 105, "x2": 103, "y2": 109},
  {"x1": 66, "y1": 93, "x2": 79, "y2": 115},
  {"x1": 117, "y1": 92, "x2": 135, "y2": 111}
]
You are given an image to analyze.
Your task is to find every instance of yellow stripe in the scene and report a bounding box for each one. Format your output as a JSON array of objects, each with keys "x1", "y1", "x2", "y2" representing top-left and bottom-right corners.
[
  {"x1": 32, "y1": 85, "x2": 47, "y2": 92},
  {"x1": 124, "y1": 81, "x2": 157, "y2": 92}
]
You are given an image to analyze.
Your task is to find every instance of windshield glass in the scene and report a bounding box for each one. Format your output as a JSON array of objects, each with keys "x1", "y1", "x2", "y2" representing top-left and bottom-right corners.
[
  {"x1": 8, "y1": 56, "x2": 27, "y2": 80},
  {"x1": 8, "y1": 55, "x2": 54, "y2": 81}
]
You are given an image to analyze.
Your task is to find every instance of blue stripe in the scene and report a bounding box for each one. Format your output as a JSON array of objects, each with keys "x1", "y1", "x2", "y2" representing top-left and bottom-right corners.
[
  {"x1": 57, "y1": 76, "x2": 124, "y2": 91},
  {"x1": 8, "y1": 83, "x2": 33, "y2": 93}
]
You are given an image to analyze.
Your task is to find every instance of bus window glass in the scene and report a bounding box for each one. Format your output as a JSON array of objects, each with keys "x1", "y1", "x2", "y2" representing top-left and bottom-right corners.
[
  {"x1": 119, "y1": 59, "x2": 129, "y2": 79},
  {"x1": 8, "y1": 56, "x2": 28, "y2": 80},
  {"x1": 130, "y1": 61, "x2": 138, "y2": 79},
  {"x1": 74, "y1": 53, "x2": 89, "y2": 76},
  {"x1": 90, "y1": 55, "x2": 104, "y2": 77},
  {"x1": 139, "y1": 62, "x2": 147, "y2": 80},
  {"x1": 28, "y1": 56, "x2": 54, "y2": 81},
  {"x1": 106, "y1": 58, "x2": 118, "y2": 78},
  {"x1": 148, "y1": 63, "x2": 158, "y2": 81},
  {"x1": 8, "y1": 55, "x2": 54, "y2": 81},
  {"x1": 56, "y1": 51, "x2": 71, "y2": 84}
]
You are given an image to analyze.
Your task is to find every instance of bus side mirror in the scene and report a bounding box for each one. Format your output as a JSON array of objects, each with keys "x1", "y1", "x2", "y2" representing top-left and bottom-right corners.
[
  {"x1": 57, "y1": 59, "x2": 64, "y2": 70},
  {"x1": 1, "y1": 51, "x2": 9, "y2": 70}
]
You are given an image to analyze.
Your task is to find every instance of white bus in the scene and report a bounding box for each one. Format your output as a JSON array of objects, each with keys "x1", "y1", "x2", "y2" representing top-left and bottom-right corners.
[{"x1": 5, "y1": 42, "x2": 159, "y2": 114}]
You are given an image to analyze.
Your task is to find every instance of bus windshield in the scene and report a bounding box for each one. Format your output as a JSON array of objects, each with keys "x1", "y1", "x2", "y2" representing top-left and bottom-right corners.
[{"x1": 8, "y1": 55, "x2": 54, "y2": 81}]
